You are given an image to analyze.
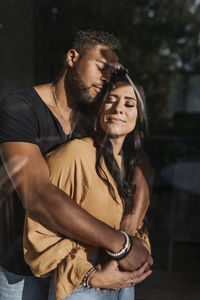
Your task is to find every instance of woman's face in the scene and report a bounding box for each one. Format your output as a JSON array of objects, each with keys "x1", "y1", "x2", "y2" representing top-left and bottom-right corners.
[{"x1": 100, "y1": 82, "x2": 138, "y2": 138}]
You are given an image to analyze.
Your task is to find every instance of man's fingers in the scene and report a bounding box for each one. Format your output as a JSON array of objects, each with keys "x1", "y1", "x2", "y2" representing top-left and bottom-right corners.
[{"x1": 96, "y1": 264, "x2": 102, "y2": 271}]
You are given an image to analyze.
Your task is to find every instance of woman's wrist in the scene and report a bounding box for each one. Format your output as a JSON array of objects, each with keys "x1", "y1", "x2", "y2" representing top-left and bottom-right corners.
[
  {"x1": 88, "y1": 269, "x2": 102, "y2": 288},
  {"x1": 82, "y1": 267, "x2": 97, "y2": 288}
]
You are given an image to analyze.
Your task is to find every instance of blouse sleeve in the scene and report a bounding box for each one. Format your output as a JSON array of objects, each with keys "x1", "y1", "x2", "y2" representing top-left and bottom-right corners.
[
  {"x1": 135, "y1": 223, "x2": 151, "y2": 253},
  {"x1": 23, "y1": 140, "x2": 95, "y2": 299}
]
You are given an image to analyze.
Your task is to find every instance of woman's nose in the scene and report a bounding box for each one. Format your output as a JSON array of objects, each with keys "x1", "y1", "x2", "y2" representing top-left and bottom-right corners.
[{"x1": 113, "y1": 101, "x2": 123, "y2": 114}]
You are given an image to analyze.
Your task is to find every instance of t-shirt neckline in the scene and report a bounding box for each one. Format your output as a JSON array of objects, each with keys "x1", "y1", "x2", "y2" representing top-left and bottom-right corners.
[{"x1": 31, "y1": 86, "x2": 71, "y2": 141}]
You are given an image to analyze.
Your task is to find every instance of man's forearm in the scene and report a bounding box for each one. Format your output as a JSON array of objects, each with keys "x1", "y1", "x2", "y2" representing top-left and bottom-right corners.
[
  {"x1": 30, "y1": 182, "x2": 152, "y2": 271},
  {"x1": 0, "y1": 142, "x2": 151, "y2": 271},
  {"x1": 30, "y1": 181, "x2": 125, "y2": 252}
]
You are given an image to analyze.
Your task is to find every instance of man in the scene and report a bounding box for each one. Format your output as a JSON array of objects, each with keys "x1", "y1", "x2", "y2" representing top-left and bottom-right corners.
[{"x1": 0, "y1": 30, "x2": 152, "y2": 299}]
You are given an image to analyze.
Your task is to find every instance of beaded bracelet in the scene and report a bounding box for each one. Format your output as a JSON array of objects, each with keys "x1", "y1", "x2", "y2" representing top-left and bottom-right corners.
[
  {"x1": 105, "y1": 231, "x2": 132, "y2": 261},
  {"x1": 82, "y1": 266, "x2": 97, "y2": 288}
]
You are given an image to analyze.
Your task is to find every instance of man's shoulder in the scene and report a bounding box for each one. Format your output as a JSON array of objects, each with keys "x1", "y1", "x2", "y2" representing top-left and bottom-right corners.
[
  {"x1": 1, "y1": 86, "x2": 34, "y2": 99},
  {"x1": 0, "y1": 86, "x2": 35, "y2": 108}
]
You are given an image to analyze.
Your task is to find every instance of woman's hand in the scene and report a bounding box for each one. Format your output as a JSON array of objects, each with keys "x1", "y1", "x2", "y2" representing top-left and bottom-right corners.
[{"x1": 89, "y1": 260, "x2": 152, "y2": 290}]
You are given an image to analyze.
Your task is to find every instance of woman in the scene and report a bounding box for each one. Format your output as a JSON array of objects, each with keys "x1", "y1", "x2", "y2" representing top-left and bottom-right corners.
[{"x1": 23, "y1": 79, "x2": 151, "y2": 300}]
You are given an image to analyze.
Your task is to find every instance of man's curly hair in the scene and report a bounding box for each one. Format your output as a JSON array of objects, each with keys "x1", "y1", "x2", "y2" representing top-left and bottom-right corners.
[{"x1": 72, "y1": 30, "x2": 121, "y2": 56}]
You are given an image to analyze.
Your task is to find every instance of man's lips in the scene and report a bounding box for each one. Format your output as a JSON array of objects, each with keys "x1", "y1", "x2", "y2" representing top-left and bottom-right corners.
[{"x1": 93, "y1": 85, "x2": 103, "y2": 92}]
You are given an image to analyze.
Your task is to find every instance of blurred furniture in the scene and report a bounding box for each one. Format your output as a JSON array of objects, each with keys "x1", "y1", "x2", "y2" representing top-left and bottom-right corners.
[{"x1": 161, "y1": 160, "x2": 200, "y2": 272}]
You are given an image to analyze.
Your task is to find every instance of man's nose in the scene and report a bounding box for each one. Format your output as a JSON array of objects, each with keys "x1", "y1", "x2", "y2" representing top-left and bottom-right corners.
[{"x1": 100, "y1": 68, "x2": 112, "y2": 83}]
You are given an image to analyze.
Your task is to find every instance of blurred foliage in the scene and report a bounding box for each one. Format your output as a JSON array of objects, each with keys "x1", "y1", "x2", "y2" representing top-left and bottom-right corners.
[{"x1": 34, "y1": 0, "x2": 200, "y2": 133}]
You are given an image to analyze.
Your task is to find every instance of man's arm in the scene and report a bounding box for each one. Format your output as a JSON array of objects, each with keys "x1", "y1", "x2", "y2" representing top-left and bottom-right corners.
[{"x1": 0, "y1": 141, "x2": 151, "y2": 270}]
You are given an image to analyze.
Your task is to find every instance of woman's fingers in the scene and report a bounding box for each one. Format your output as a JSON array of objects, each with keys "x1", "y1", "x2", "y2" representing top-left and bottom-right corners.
[
  {"x1": 105, "y1": 260, "x2": 118, "y2": 269},
  {"x1": 121, "y1": 261, "x2": 152, "y2": 287},
  {"x1": 134, "y1": 261, "x2": 149, "y2": 276},
  {"x1": 90, "y1": 260, "x2": 152, "y2": 290},
  {"x1": 129, "y1": 269, "x2": 152, "y2": 286},
  {"x1": 136, "y1": 262, "x2": 151, "y2": 276},
  {"x1": 127, "y1": 262, "x2": 152, "y2": 286}
]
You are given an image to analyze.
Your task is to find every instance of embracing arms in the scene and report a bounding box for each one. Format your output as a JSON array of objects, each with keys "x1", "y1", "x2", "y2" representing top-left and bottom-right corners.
[
  {"x1": 89, "y1": 167, "x2": 152, "y2": 288},
  {"x1": 0, "y1": 141, "x2": 152, "y2": 271}
]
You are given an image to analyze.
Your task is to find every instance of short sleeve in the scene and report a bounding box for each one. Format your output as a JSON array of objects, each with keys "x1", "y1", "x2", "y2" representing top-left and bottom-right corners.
[
  {"x1": 23, "y1": 139, "x2": 96, "y2": 298},
  {"x1": 0, "y1": 94, "x2": 39, "y2": 144},
  {"x1": 24, "y1": 211, "x2": 93, "y2": 299}
]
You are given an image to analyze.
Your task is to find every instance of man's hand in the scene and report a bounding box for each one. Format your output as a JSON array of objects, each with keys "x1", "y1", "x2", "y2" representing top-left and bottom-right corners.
[{"x1": 118, "y1": 236, "x2": 153, "y2": 271}]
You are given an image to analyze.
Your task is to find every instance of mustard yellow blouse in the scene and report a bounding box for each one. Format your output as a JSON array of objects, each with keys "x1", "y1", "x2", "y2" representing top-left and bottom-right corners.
[{"x1": 23, "y1": 138, "x2": 149, "y2": 300}]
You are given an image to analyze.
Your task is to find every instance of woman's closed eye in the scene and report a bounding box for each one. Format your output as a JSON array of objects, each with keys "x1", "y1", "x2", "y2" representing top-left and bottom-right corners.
[
  {"x1": 105, "y1": 95, "x2": 118, "y2": 103},
  {"x1": 125, "y1": 101, "x2": 136, "y2": 107}
]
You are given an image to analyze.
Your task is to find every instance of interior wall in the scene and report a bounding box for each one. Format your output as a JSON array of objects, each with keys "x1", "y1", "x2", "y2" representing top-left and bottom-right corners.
[{"x1": 0, "y1": 0, "x2": 34, "y2": 98}]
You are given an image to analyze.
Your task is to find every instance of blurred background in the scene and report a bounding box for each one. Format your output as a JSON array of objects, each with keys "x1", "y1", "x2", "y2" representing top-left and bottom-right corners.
[{"x1": 0, "y1": 0, "x2": 200, "y2": 299}]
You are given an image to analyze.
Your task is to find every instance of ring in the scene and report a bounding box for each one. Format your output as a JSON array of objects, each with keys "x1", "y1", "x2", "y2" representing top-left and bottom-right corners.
[{"x1": 131, "y1": 279, "x2": 135, "y2": 286}]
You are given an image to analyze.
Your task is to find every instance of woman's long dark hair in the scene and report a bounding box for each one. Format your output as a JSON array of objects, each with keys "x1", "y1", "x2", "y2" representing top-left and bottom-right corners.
[{"x1": 92, "y1": 77, "x2": 148, "y2": 216}]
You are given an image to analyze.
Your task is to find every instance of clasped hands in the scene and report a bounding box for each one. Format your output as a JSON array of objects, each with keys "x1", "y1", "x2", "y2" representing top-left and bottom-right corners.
[{"x1": 89, "y1": 236, "x2": 153, "y2": 293}]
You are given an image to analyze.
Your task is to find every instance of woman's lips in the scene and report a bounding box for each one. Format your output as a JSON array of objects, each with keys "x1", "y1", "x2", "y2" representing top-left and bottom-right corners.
[{"x1": 106, "y1": 117, "x2": 125, "y2": 123}]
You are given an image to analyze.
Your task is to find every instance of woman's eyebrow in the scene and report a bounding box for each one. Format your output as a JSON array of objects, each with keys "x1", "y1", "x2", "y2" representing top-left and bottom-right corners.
[
  {"x1": 108, "y1": 94, "x2": 137, "y2": 102},
  {"x1": 125, "y1": 96, "x2": 137, "y2": 102},
  {"x1": 108, "y1": 93, "x2": 119, "y2": 99}
]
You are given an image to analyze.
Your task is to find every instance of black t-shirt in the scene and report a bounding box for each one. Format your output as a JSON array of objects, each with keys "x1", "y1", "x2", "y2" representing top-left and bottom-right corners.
[
  {"x1": 0, "y1": 87, "x2": 82, "y2": 274},
  {"x1": 0, "y1": 86, "x2": 69, "y2": 154}
]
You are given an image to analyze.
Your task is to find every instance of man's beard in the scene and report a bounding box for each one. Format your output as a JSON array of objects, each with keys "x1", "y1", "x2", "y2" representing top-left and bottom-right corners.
[
  {"x1": 66, "y1": 66, "x2": 94, "y2": 105},
  {"x1": 64, "y1": 65, "x2": 99, "y2": 137}
]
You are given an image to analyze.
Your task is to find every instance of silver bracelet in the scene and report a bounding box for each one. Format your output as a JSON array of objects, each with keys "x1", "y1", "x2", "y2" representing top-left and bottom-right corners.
[{"x1": 105, "y1": 231, "x2": 130, "y2": 258}]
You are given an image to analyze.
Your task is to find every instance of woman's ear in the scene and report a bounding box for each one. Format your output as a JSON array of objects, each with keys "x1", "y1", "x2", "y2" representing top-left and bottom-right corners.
[{"x1": 65, "y1": 49, "x2": 80, "y2": 67}]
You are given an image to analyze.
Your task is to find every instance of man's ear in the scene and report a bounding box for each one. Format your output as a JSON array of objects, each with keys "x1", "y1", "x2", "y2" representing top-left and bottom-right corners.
[{"x1": 66, "y1": 49, "x2": 80, "y2": 67}]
